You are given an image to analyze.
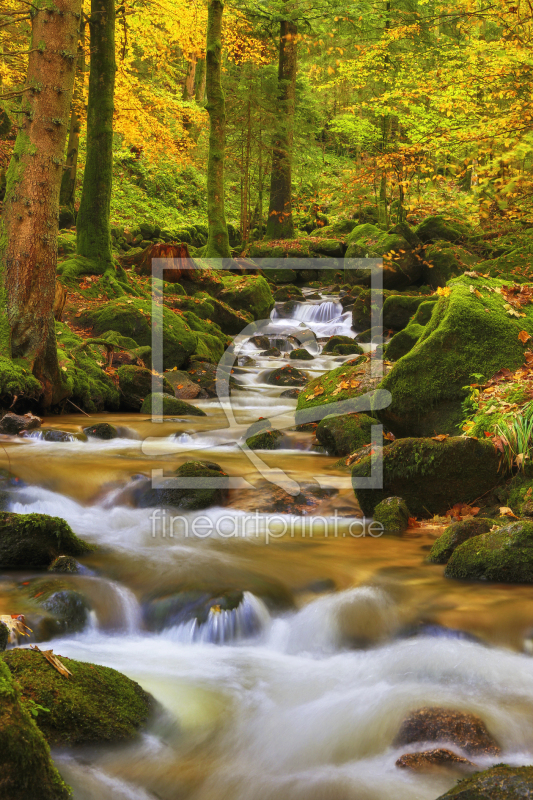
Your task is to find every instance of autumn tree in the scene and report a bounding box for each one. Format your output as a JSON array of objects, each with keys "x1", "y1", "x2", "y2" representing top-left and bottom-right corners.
[{"x1": 0, "y1": 0, "x2": 82, "y2": 405}]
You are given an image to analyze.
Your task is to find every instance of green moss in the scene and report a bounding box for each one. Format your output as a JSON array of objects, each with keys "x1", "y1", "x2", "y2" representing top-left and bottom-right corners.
[
  {"x1": 345, "y1": 226, "x2": 423, "y2": 288},
  {"x1": 427, "y1": 518, "x2": 496, "y2": 564},
  {"x1": 382, "y1": 294, "x2": 433, "y2": 331},
  {"x1": 290, "y1": 348, "x2": 315, "y2": 360},
  {"x1": 373, "y1": 496, "x2": 410, "y2": 534},
  {"x1": 217, "y1": 274, "x2": 274, "y2": 320},
  {"x1": 316, "y1": 412, "x2": 378, "y2": 456},
  {"x1": 0, "y1": 511, "x2": 94, "y2": 569},
  {"x1": 117, "y1": 365, "x2": 173, "y2": 411},
  {"x1": 352, "y1": 436, "x2": 502, "y2": 517},
  {"x1": 295, "y1": 361, "x2": 368, "y2": 423},
  {"x1": 353, "y1": 288, "x2": 398, "y2": 330},
  {"x1": 0, "y1": 356, "x2": 42, "y2": 402},
  {"x1": 55, "y1": 322, "x2": 120, "y2": 412},
  {"x1": 0, "y1": 660, "x2": 71, "y2": 799},
  {"x1": 477, "y1": 244, "x2": 533, "y2": 282},
  {"x1": 150, "y1": 460, "x2": 229, "y2": 510},
  {"x1": 423, "y1": 241, "x2": 479, "y2": 288},
  {"x1": 266, "y1": 365, "x2": 308, "y2": 386},
  {"x1": 245, "y1": 429, "x2": 284, "y2": 450},
  {"x1": 445, "y1": 520, "x2": 533, "y2": 582},
  {"x1": 170, "y1": 294, "x2": 251, "y2": 335},
  {"x1": 80, "y1": 297, "x2": 197, "y2": 370},
  {"x1": 140, "y1": 392, "x2": 206, "y2": 416},
  {"x1": 378, "y1": 276, "x2": 533, "y2": 436},
  {"x1": 435, "y1": 764, "x2": 533, "y2": 799},
  {"x1": 323, "y1": 335, "x2": 359, "y2": 353},
  {"x1": 2, "y1": 649, "x2": 153, "y2": 746},
  {"x1": 415, "y1": 215, "x2": 474, "y2": 244},
  {"x1": 385, "y1": 322, "x2": 426, "y2": 361}
]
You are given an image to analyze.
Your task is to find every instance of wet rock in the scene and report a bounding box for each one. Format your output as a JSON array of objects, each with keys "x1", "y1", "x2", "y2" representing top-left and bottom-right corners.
[
  {"x1": 48, "y1": 555, "x2": 85, "y2": 574},
  {"x1": 396, "y1": 748, "x2": 476, "y2": 773},
  {"x1": 280, "y1": 387, "x2": 301, "y2": 398},
  {"x1": 261, "y1": 347, "x2": 282, "y2": 357},
  {"x1": 83, "y1": 422, "x2": 118, "y2": 440},
  {"x1": 290, "y1": 348, "x2": 315, "y2": 361},
  {"x1": 266, "y1": 365, "x2": 308, "y2": 387},
  {"x1": 445, "y1": 520, "x2": 533, "y2": 583},
  {"x1": 352, "y1": 437, "x2": 501, "y2": 518},
  {"x1": 0, "y1": 412, "x2": 41, "y2": 435},
  {"x1": 250, "y1": 335, "x2": 270, "y2": 350},
  {"x1": 0, "y1": 620, "x2": 8, "y2": 651},
  {"x1": 143, "y1": 589, "x2": 246, "y2": 631},
  {"x1": 38, "y1": 588, "x2": 90, "y2": 636},
  {"x1": 0, "y1": 512, "x2": 94, "y2": 569},
  {"x1": 356, "y1": 327, "x2": 385, "y2": 344},
  {"x1": 117, "y1": 365, "x2": 174, "y2": 411},
  {"x1": 140, "y1": 392, "x2": 206, "y2": 416},
  {"x1": 164, "y1": 369, "x2": 203, "y2": 399},
  {"x1": 322, "y1": 335, "x2": 358, "y2": 354},
  {"x1": 187, "y1": 361, "x2": 241, "y2": 397},
  {"x1": 373, "y1": 496, "x2": 410, "y2": 534},
  {"x1": 21, "y1": 427, "x2": 86, "y2": 443},
  {"x1": 0, "y1": 660, "x2": 71, "y2": 800},
  {"x1": 316, "y1": 412, "x2": 377, "y2": 456},
  {"x1": 229, "y1": 479, "x2": 337, "y2": 515},
  {"x1": 2, "y1": 648, "x2": 155, "y2": 746},
  {"x1": 435, "y1": 764, "x2": 533, "y2": 799},
  {"x1": 245, "y1": 418, "x2": 272, "y2": 438},
  {"x1": 394, "y1": 707, "x2": 500, "y2": 756},
  {"x1": 427, "y1": 518, "x2": 496, "y2": 564},
  {"x1": 246, "y1": 429, "x2": 284, "y2": 450},
  {"x1": 273, "y1": 285, "x2": 303, "y2": 301},
  {"x1": 135, "y1": 460, "x2": 229, "y2": 510}
]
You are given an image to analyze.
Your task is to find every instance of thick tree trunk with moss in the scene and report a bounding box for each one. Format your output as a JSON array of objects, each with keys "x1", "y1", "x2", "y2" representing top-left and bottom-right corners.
[
  {"x1": 0, "y1": 0, "x2": 81, "y2": 406},
  {"x1": 76, "y1": 0, "x2": 116, "y2": 271},
  {"x1": 205, "y1": 0, "x2": 231, "y2": 260},
  {"x1": 60, "y1": 16, "x2": 85, "y2": 209},
  {"x1": 265, "y1": 19, "x2": 297, "y2": 241}
]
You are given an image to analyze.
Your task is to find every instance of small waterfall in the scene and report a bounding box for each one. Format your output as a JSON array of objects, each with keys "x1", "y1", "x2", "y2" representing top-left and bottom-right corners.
[
  {"x1": 23, "y1": 430, "x2": 78, "y2": 443},
  {"x1": 273, "y1": 301, "x2": 343, "y2": 324},
  {"x1": 166, "y1": 592, "x2": 270, "y2": 644}
]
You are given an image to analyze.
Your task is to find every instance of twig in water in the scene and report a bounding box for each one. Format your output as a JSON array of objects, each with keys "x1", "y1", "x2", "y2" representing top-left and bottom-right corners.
[{"x1": 67, "y1": 399, "x2": 91, "y2": 417}]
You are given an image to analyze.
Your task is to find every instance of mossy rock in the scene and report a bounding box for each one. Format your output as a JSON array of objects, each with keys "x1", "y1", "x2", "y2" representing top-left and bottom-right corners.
[
  {"x1": 334, "y1": 343, "x2": 365, "y2": 355},
  {"x1": 316, "y1": 412, "x2": 378, "y2": 456},
  {"x1": 37, "y1": 587, "x2": 90, "y2": 636},
  {"x1": 290, "y1": 348, "x2": 315, "y2": 360},
  {"x1": 385, "y1": 322, "x2": 426, "y2": 361},
  {"x1": 427, "y1": 518, "x2": 495, "y2": 564},
  {"x1": 2, "y1": 649, "x2": 154, "y2": 746},
  {"x1": 382, "y1": 294, "x2": 433, "y2": 331},
  {"x1": 187, "y1": 361, "x2": 240, "y2": 397},
  {"x1": 476, "y1": 244, "x2": 533, "y2": 282},
  {"x1": 266, "y1": 365, "x2": 308, "y2": 386},
  {"x1": 217, "y1": 274, "x2": 275, "y2": 320},
  {"x1": 413, "y1": 299, "x2": 438, "y2": 325},
  {"x1": 415, "y1": 214, "x2": 474, "y2": 244},
  {"x1": 135, "y1": 460, "x2": 229, "y2": 510},
  {"x1": 140, "y1": 392, "x2": 206, "y2": 416},
  {"x1": 378, "y1": 276, "x2": 533, "y2": 437},
  {"x1": 322, "y1": 335, "x2": 359, "y2": 353},
  {"x1": 57, "y1": 230, "x2": 77, "y2": 257},
  {"x1": 423, "y1": 241, "x2": 480, "y2": 288},
  {"x1": 0, "y1": 660, "x2": 71, "y2": 800},
  {"x1": 83, "y1": 422, "x2": 118, "y2": 440},
  {"x1": 273, "y1": 285, "x2": 304, "y2": 301},
  {"x1": 295, "y1": 361, "x2": 377, "y2": 426},
  {"x1": 170, "y1": 294, "x2": 251, "y2": 336},
  {"x1": 352, "y1": 288, "x2": 398, "y2": 330},
  {"x1": 313, "y1": 218, "x2": 358, "y2": 237},
  {"x1": 373, "y1": 496, "x2": 410, "y2": 534},
  {"x1": 269, "y1": 268, "x2": 298, "y2": 284},
  {"x1": 80, "y1": 297, "x2": 197, "y2": 370},
  {"x1": 0, "y1": 357, "x2": 42, "y2": 405},
  {"x1": 445, "y1": 520, "x2": 533, "y2": 582},
  {"x1": 351, "y1": 437, "x2": 502, "y2": 518},
  {"x1": 117, "y1": 365, "x2": 174, "y2": 411},
  {"x1": 345, "y1": 224, "x2": 423, "y2": 289},
  {"x1": 355, "y1": 327, "x2": 384, "y2": 344},
  {"x1": 0, "y1": 512, "x2": 94, "y2": 569},
  {"x1": 309, "y1": 238, "x2": 345, "y2": 258},
  {"x1": 435, "y1": 764, "x2": 533, "y2": 799},
  {"x1": 245, "y1": 429, "x2": 284, "y2": 450}
]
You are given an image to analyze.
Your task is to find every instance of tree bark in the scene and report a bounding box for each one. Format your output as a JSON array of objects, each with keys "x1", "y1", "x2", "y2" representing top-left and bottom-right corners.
[
  {"x1": 76, "y1": 0, "x2": 116, "y2": 271},
  {"x1": 0, "y1": 0, "x2": 81, "y2": 405},
  {"x1": 265, "y1": 19, "x2": 297, "y2": 241},
  {"x1": 59, "y1": 15, "x2": 85, "y2": 209},
  {"x1": 195, "y1": 58, "x2": 206, "y2": 104},
  {"x1": 205, "y1": 0, "x2": 231, "y2": 259},
  {"x1": 183, "y1": 57, "x2": 197, "y2": 100}
]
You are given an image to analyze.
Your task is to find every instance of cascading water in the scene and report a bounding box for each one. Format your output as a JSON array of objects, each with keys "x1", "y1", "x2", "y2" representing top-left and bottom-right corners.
[{"x1": 270, "y1": 299, "x2": 355, "y2": 339}]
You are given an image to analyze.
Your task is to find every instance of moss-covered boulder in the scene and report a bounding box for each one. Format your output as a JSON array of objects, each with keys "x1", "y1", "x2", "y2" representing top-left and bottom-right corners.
[
  {"x1": 356, "y1": 327, "x2": 385, "y2": 344},
  {"x1": 445, "y1": 520, "x2": 533, "y2": 582},
  {"x1": 423, "y1": 241, "x2": 480, "y2": 288},
  {"x1": 352, "y1": 288, "x2": 398, "y2": 330},
  {"x1": 135, "y1": 460, "x2": 229, "y2": 510},
  {"x1": 245, "y1": 429, "x2": 284, "y2": 450},
  {"x1": 478, "y1": 244, "x2": 533, "y2": 282},
  {"x1": 187, "y1": 361, "x2": 240, "y2": 397},
  {"x1": 322, "y1": 335, "x2": 358, "y2": 353},
  {"x1": 80, "y1": 298, "x2": 197, "y2": 370},
  {"x1": 0, "y1": 357, "x2": 42, "y2": 407},
  {"x1": 428, "y1": 518, "x2": 495, "y2": 564},
  {"x1": 345, "y1": 224, "x2": 423, "y2": 289},
  {"x1": 382, "y1": 294, "x2": 433, "y2": 331},
  {"x1": 0, "y1": 512, "x2": 94, "y2": 569},
  {"x1": 0, "y1": 660, "x2": 71, "y2": 800},
  {"x1": 385, "y1": 322, "x2": 426, "y2": 361},
  {"x1": 290, "y1": 348, "x2": 315, "y2": 360},
  {"x1": 377, "y1": 276, "x2": 533, "y2": 437},
  {"x1": 316, "y1": 412, "x2": 377, "y2": 456},
  {"x1": 309, "y1": 238, "x2": 345, "y2": 258},
  {"x1": 169, "y1": 293, "x2": 251, "y2": 336},
  {"x1": 56, "y1": 322, "x2": 120, "y2": 412},
  {"x1": 83, "y1": 422, "x2": 118, "y2": 440},
  {"x1": 140, "y1": 392, "x2": 206, "y2": 416},
  {"x1": 269, "y1": 268, "x2": 298, "y2": 284},
  {"x1": 217, "y1": 274, "x2": 274, "y2": 320},
  {"x1": 117, "y1": 365, "x2": 174, "y2": 411},
  {"x1": 2, "y1": 649, "x2": 154, "y2": 746},
  {"x1": 351, "y1": 437, "x2": 502, "y2": 518},
  {"x1": 416, "y1": 215, "x2": 474, "y2": 244},
  {"x1": 435, "y1": 765, "x2": 533, "y2": 799},
  {"x1": 295, "y1": 360, "x2": 382, "y2": 426},
  {"x1": 373, "y1": 496, "x2": 410, "y2": 534},
  {"x1": 273, "y1": 285, "x2": 304, "y2": 302},
  {"x1": 334, "y1": 343, "x2": 365, "y2": 355},
  {"x1": 266, "y1": 365, "x2": 308, "y2": 386}
]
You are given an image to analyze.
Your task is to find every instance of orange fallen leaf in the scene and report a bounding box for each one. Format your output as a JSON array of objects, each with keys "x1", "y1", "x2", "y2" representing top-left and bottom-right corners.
[
  {"x1": 519, "y1": 330, "x2": 532, "y2": 345},
  {"x1": 432, "y1": 434, "x2": 448, "y2": 442},
  {"x1": 499, "y1": 506, "x2": 519, "y2": 518}
]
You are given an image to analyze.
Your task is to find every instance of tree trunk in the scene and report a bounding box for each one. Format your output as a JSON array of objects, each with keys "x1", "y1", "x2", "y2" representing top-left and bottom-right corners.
[
  {"x1": 205, "y1": 0, "x2": 231, "y2": 259},
  {"x1": 195, "y1": 58, "x2": 206, "y2": 104},
  {"x1": 183, "y1": 57, "x2": 197, "y2": 101},
  {"x1": 265, "y1": 19, "x2": 297, "y2": 241},
  {"x1": 60, "y1": 15, "x2": 85, "y2": 209},
  {"x1": 0, "y1": 0, "x2": 81, "y2": 405},
  {"x1": 76, "y1": 0, "x2": 116, "y2": 271}
]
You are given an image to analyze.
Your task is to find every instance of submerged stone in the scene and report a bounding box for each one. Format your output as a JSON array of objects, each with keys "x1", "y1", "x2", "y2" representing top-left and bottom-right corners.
[
  {"x1": 83, "y1": 422, "x2": 118, "y2": 440},
  {"x1": 394, "y1": 707, "x2": 500, "y2": 756},
  {"x1": 135, "y1": 460, "x2": 229, "y2": 510},
  {"x1": 0, "y1": 412, "x2": 41, "y2": 436}
]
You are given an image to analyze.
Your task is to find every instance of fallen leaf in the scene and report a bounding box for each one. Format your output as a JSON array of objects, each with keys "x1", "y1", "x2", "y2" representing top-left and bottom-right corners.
[
  {"x1": 519, "y1": 330, "x2": 532, "y2": 345},
  {"x1": 499, "y1": 506, "x2": 519, "y2": 518},
  {"x1": 0, "y1": 615, "x2": 32, "y2": 637},
  {"x1": 432, "y1": 434, "x2": 448, "y2": 442}
]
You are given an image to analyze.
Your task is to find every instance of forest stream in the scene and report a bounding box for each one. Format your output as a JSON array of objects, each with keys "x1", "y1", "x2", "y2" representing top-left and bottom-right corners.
[{"x1": 2, "y1": 293, "x2": 533, "y2": 800}]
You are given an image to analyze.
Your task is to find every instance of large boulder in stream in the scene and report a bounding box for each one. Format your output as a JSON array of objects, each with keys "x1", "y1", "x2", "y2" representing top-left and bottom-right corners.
[
  {"x1": 377, "y1": 275, "x2": 533, "y2": 437},
  {"x1": 435, "y1": 764, "x2": 533, "y2": 799},
  {"x1": 351, "y1": 437, "x2": 502, "y2": 518},
  {"x1": 445, "y1": 520, "x2": 533, "y2": 583},
  {"x1": 373, "y1": 496, "x2": 411, "y2": 534},
  {"x1": 316, "y1": 412, "x2": 378, "y2": 456},
  {"x1": 427, "y1": 518, "x2": 496, "y2": 564},
  {"x1": 382, "y1": 294, "x2": 436, "y2": 331},
  {"x1": 2, "y1": 649, "x2": 155, "y2": 746},
  {"x1": 0, "y1": 660, "x2": 71, "y2": 800},
  {"x1": 266, "y1": 365, "x2": 308, "y2": 387},
  {"x1": 140, "y1": 392, "x2": 206, "y2": 416},
  {"x1": 0, "y1": 412, "x2": 41, "y2": 436},
  {"x1": 134, "y1": 460, "x2": 230, "y2": 510},
  {"x1": 117, "y1": 365, "x2": 174, "y2": 411},
  {"x1": 394, "y1": 707, "x2": 500, "y2": 756},
  {"x1": 0, "y1": 512, "x2": 94, "y2": 569}
]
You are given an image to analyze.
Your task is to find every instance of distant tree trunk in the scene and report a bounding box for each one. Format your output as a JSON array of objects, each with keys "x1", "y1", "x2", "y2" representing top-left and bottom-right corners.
[
  {"x1": 183, "y1": 57, "x2": 197, "y2": 100},
  {"x1": 0, "y1": 0, "x2": 81, "y2": 405},
  {"x1": 60, "y1": 15, "x2": 85, "y2": 210},
  {"x1": 76, "y1": 0, "x2": 116, "y2": 272},
  {"x1": 195, "y1": 58, "x2": 206, "y2": 104},
  {"x1": 265, "y1": 19, "x2": 297, "y2": 241},
  {"x1": 205, "y1": 0, "x2": 231, "y2": 259}
]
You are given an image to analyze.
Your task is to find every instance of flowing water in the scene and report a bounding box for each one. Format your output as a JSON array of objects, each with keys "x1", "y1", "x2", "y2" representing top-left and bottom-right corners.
[{"x1": 2, "y1": 293, "x2": 533, "y2": 799}]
